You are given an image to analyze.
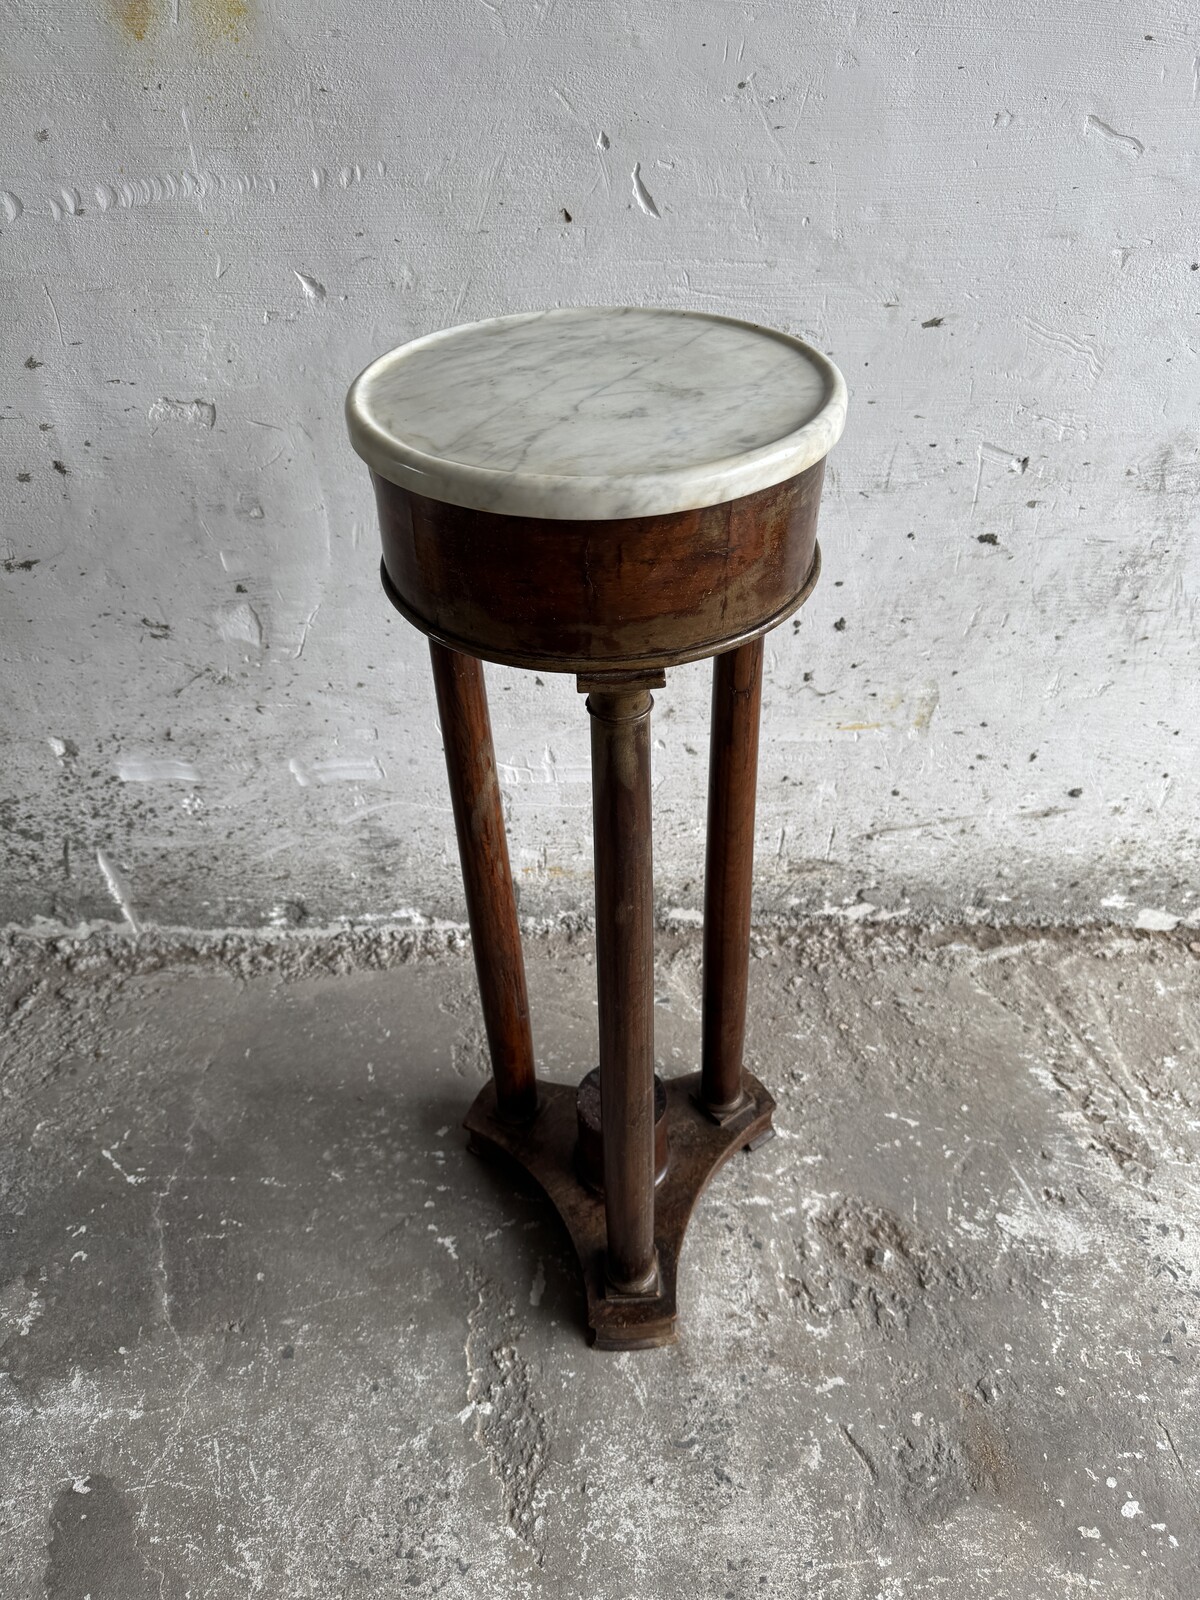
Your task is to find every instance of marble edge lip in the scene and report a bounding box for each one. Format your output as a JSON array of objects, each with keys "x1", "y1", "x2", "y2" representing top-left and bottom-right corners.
[{"x1": 344, "y1": 307, "x2": 848, "y2": 522}]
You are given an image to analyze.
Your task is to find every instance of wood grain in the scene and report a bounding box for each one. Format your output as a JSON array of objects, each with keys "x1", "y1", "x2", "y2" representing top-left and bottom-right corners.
[
  {"x1": 701, "y1": 637, "x2": 765, "y2": 1114},
  {"x1": 375, "y1": 462, "x2": 824, "y2": 672},
  {"x1": 586, "y1": 685, "x2": 659, "y2": 1295},
  {"x1": 429, "y1": 640, "x2": 537, "y2": 1123}
]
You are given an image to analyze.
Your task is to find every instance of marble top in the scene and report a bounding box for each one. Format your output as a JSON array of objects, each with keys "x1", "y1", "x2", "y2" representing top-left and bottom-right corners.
[{"x1": 345, "y1": 307, "x2": 846, "y2": 521}]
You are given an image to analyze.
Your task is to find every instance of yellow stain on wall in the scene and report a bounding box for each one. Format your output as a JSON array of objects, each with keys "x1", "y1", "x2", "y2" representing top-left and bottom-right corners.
[
  {"x1": 108, "y1": 0, "x2": 252, "y2": 44},
  {"x1": 193, "y1": 0, "x2": 250, "y2": 43},
  {"x1": 112, "y1": 0, "x2": 156, "y2": 40}
]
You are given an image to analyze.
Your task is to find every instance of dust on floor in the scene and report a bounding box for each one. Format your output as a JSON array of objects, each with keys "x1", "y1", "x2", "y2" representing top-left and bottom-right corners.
[{"x1": 1, "y1": 921, "x2": 1197, "y2": 1598}]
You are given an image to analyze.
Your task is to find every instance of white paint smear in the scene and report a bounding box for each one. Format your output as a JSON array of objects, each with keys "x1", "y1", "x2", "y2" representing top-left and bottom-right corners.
[
  {"x1": 1134, "y1": 908, "x2": 1179, "y2": 932},
  {"x1": 95, "y1": 849, "x2": 138, "y2": 932},
  {"x1": 1085, "y1": 114, "x2": 1144, "y2": 156},
  {"x1": 821, "y1": 901, "x2": 878, "y2": 922},
  {"x1": 289, "y1": 756, "x2": 385, "y2": 787},
  {"x1": 498, "y1": 748, "x2": 589, "y2": 785},
  {"x1": 116, "y1": 757, "x2": 201, "y2": 784},
  {"x1": 215, "y1": 601, "x2": 264, "y2": 648},
  {"x1": 101, "y1": 1147, "x2": 146, "y2": 1184},
  {"x1": 294, "y1": 270, "x2": 327, "y2": 304},
  {"x1": 631, "y1": 162, "x2": 660, "y2": 217},
  {"x1": 148, "y1": 397, "x2": 216, "y2": 429}
]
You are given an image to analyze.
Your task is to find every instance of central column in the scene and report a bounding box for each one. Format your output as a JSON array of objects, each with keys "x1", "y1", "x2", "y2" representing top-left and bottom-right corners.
[{"x1": 585, "y1": 683, "x2": 659, "y2": 1297}]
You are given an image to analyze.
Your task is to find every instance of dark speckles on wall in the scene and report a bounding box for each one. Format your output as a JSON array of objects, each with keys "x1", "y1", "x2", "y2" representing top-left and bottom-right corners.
[{"x1": 3, "y1": 10, "x2": 1196, "y2": 938}]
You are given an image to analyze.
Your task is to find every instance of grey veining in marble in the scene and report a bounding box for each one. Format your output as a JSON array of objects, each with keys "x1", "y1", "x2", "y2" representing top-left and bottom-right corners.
[{"x1": 345, "y1": 306, "x2": 847, "y2": 520}]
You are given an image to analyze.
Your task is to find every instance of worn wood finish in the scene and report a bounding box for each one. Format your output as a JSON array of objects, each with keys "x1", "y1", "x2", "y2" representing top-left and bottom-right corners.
[
  {"x1": 701, "y1": 637, "x2": 765, "y2": 1115},
  {"x1": 428, "y1": 640, "x2": 537, "y2": 1123},
  {"x1": 374, "y1": 461, "x2": 825, "y2": 673},
  {"x1": 368, "y1": 455, "x2": 835, "y2": 1346},
  {"x1": 465, "y1": 1071, "x2": 776, "y2": 1349},
  {"x1": 575, "y1": 1067, "x2": 669, "y2": 1195},
  {"x1": 586, "y1": 686, "x2": 659, "y2": 1296}
]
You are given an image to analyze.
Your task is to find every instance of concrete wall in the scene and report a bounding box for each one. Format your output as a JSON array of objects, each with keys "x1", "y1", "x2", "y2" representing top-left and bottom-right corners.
[{"x1": 2, "y1": 1, "x2": 1196, "y2": 932}]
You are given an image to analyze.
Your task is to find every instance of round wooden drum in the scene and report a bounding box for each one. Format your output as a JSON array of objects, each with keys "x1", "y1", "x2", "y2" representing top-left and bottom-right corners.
[{"x1": 345, "y1": 306, "x2": 846, "y2": 673}]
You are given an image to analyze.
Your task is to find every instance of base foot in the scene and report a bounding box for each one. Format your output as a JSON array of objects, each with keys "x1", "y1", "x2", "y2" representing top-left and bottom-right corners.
[{"x1": 464, "y1": 1069, "x2": 775, "y2": 1350}]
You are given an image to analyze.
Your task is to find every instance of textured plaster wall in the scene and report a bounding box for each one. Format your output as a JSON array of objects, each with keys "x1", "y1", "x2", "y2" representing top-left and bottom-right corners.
[{"x1": 1, "y1": 1, "x2": 1197, "y2": 932}]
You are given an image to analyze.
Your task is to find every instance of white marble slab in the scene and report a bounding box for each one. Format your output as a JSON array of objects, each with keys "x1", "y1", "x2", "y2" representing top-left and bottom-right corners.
[{"x1": 345, "y1": 306, "x2": 847, "y2": 520}]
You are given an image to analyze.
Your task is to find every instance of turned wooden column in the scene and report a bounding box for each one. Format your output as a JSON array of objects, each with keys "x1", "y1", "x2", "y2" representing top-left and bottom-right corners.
[
  {"x1": 429, "y1": 639, "x2": 537, "y2": 1123},
  {"x1": 586, "y1": 684, "x2": 659, "y2": 1296},
  {"x1": 701, "y1": 637, "x2": 765, "y2": 1116}
]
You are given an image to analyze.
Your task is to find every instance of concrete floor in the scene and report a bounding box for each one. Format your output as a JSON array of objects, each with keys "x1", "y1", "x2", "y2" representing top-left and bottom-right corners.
[{"x1": 2, "y1": 920, "x2": 1198, "y2": 1598}]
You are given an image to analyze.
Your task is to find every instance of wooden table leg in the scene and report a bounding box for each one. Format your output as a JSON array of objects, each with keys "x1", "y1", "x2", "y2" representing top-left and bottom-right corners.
[
  {"x1": 429, "y1": 640, "x2": 537, "y2": 1123},
  {"x1": 462, "y1": 660, "x2": 777, "y2": 1347},
  {"x1": 701, "y1": 637, "x2": 764, "y2": 1116},
  {"x1": 586, "y1": 685, "x2": 660, "y2": 1297}
]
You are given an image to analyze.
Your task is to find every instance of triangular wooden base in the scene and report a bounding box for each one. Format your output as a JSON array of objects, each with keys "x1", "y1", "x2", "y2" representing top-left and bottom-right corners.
[{"x1": 464, "y1": 1070, "x2": 776, "y2": 1350}]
